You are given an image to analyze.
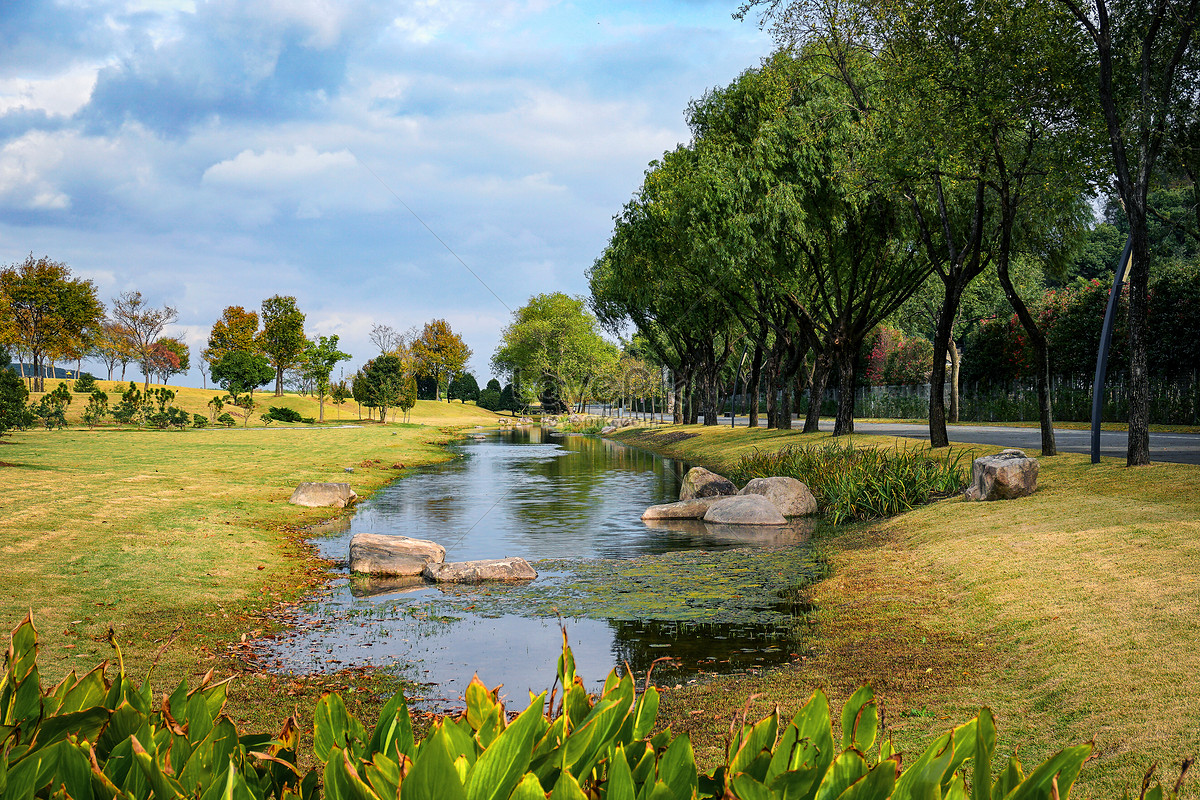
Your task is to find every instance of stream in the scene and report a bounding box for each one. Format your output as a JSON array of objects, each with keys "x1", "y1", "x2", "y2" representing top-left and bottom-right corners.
[{"x1": 255, "y1": 426, "x2": 825, "y2": 708}]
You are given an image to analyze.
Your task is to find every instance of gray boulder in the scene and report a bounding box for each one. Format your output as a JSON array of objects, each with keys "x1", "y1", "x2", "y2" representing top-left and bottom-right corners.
[
  {"x1": 703, "y1": 494, "x2": 787, "y2": 525},
  {"x1": 641, "y1": 497, "x2": 725, "y2": 520},
  {"x1": 423, "y1": 557, "x2": 538, "y2": 583},
  {"x1": 288, "y1": 482, "x2": 358, "y2": 508},
  {"x1": 600, "y1": 425, "x2": 617, "y2": 434},
  {"x1": 964, "y1": 449, "x2": 1039, "y2": 501},
  {"x1": 679, "y1": 467, "x2": 737, "y2": 501},
  {"x1": 349, "y1": 533, "x2": 445, "y2": 575},
  {"x1": 738, "y1": 477, "x2": 817, "y2": 517}
]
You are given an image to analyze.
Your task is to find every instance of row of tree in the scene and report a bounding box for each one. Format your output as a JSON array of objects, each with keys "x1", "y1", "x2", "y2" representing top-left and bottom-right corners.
[
  {"x1": 346, "y1": 320, "x2": 472, "y2": 422},
  {"x1": 583, "y1": 0, "x2": 1200, "y2": 465}
]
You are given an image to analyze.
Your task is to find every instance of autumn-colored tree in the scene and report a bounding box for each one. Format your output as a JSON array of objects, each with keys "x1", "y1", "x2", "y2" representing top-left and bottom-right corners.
[
  {"x1": 258, "y1": 296, "x2": 306, "y2": 397},
  {"x1": 111, "y1": 291, "x2": 178, "y2": 390},
  {"x1": 148, "y1": 337, "x2": 190, "y2": 385},
  {"x1": 412, "y1": 319, "x2": 471, "y2": 401},
  {"x1": 0, "y1": 255, "x2": 105, "y2": 392},
  {"x1": 204, "y1": 306, "x2": 260, "y2": 367},
  {"x1": 93, "y1": 321, "x2": 133, "y2": 381}
]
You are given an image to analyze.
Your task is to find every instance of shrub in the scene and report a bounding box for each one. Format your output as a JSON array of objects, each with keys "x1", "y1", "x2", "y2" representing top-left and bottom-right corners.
[
  {"x1": 192, "y1": 413, "x2": 208, "y2": 428},
  {"x1": 216, "y1": 412, "x2": 236, "y2": 427},
  {"x1": 81, "y1": 389, "x2": 109, "y2": 428},
  {"x1": 0, "y1": 353, "x2": 31, "y2": 435},
  {"x1": 0, "y1": 615, "x2": 1179, "y2": 800},
  {"x1": 73, "y1": 372, "x2": 98, "y2": 393},
  {"x1": 267, "y1": 405, "x2": 303, "y2": 423},
  {"x1": 729, "y1": 441, "x2": 970, "y2": 524},
  {"x1": 477, "y1": 387, "x2": 502, "y2": 411}
]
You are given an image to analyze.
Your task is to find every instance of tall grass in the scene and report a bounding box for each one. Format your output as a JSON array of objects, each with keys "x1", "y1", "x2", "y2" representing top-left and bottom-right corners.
[{"x1": 728, "y1": 441, "x2": 970, "y2": 524}]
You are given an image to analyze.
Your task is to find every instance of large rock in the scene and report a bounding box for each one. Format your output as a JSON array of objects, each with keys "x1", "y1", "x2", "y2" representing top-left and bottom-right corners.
[
  {"x1": 738, "y1": 477, "x2": 818, "y2": 517},
  {"x1": 964, "y1": 449, "x2": 1039, "y2": 501},
  {"x1": 679, "y1": 467, "x2": 737, "y2": 501},
  {"x1": 349, "y1": 533, "x2": 445, "y2": 575},
  {"x1": 641, "y1": 497, "x2": 726, "y2": 520},
  {"x1": 423, "y1": 557, "x2": 538, "y2": 583},
  {"x1": 702, "y1": 495, "x2": 787, "y2": 525},
  {"x1": 288, "y1": 482, "x2": 357, "y2": 508}
]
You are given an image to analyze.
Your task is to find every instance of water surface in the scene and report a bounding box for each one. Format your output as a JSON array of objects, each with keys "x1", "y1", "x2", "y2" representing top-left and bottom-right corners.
[{"x1": 256, "y1": 427, "x2": 823, "y2": 706}]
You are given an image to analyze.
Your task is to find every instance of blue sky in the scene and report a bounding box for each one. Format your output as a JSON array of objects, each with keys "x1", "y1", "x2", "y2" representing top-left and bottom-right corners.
[{"x1": 0, "y1": 0, "x2": 772, "y2": 385}]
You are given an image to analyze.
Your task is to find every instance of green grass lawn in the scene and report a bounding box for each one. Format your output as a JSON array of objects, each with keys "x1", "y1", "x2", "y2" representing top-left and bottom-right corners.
[
  {"x1": 615, "y1": 425, "x2": 1200, "y2": 798},
  {"x1": 0, "y1": 394, "x2": 501, "y2": 734}
]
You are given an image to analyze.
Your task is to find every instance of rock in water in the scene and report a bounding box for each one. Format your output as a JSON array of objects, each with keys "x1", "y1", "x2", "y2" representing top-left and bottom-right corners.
[
  {"x1": 679, "y1": 467, "x2": 737, "y2": 501},
  {"x1": 964, "y1": 449, "x2": 1039, "y2": 501},
  {"x1": 423, "y1": 557, "x2": 538, "y2": 583},
  {"x1": 349, "y1": 533, "x2": 446, "y2": 575},
  {"x1": 702, "y1": 495, "x2": 787, "y2": 525},
  {"x1": 288, "y1": 482, "x2": 358, "y2": 508},
  {"x1": 738, "y1": 477, "x2": 817, "y2": 517},
  {"x1": 641, "y1": 497, "x2": 726, "y2": 520}
]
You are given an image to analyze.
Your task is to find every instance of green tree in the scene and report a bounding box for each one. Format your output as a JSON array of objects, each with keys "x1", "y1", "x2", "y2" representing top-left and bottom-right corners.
[
  {"x1": 398, "y1": 373, "x2": 418, "y2": 421},
  {"x1": 358, "y1": 355, "x2": 406, "y2": 423},
  {"x1": 448, "y1": 372, "x2": 480, "y2": 403},
  {"x1": 258, "y1": 296, "x2": 306, "y2": 397},
  {"x1": 330, "y1": 380, "x2": 350, "y2": 420},
  {"x1": 204, "y1": 306, "x2": 260, "y2": 367},
  {"x1": 301, "y1": 335, "x2": 351, "y2": 423},
  {"x1": 210, "y1": 350, "x2": 274, "y2": 398},
  {"x1": 0, "y1": 255, "x2": 105, "y2": 393},
  {"x1": 412, "y1": 319, "x2": 471, "y2": 401},
  {"x1": 0, "y1": 349, "x2": 30, "y2": 436}
]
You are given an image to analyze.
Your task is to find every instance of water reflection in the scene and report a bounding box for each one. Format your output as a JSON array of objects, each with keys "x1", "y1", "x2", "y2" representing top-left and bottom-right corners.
[{"x1": 260, "y1": 427, "x2": 820, "y2": 705}]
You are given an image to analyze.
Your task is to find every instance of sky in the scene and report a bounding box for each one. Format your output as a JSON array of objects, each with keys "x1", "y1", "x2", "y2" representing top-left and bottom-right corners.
[{"x1": 0, "y1": 0, "x2": 773, "y2": 387}]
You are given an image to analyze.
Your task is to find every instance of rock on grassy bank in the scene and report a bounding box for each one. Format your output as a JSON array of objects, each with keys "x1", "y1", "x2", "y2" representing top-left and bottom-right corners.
[{"x1": 613, "y1": 424, "x2": 1200, "y2": 797}]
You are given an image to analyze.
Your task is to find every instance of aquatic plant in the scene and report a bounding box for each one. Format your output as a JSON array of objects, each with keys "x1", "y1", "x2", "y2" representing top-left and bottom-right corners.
[
  {"x1": 4, "y1": 613, "x2": 1185, "y2": 799},
  {"x1": 729, "y1": 442, "x2": 971, "y2": 524}
]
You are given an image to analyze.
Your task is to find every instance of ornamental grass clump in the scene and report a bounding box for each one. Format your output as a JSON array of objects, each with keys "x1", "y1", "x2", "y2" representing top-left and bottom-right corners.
[{"x1": 729, "y1": 441, "x2": 970, "y2": 524}]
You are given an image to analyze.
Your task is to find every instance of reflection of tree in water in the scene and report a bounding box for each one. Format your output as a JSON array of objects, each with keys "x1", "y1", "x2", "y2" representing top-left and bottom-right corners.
[{"x1": 607, "y1": 618, "x2": 798, "y2": 681}]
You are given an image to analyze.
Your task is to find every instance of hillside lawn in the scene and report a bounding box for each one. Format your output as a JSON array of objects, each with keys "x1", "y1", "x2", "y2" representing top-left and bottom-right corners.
[
  {"x1": 613, "y1": 425, "x2": 1200, "y2": 798},
  {"x1": 0, "y1": 390, "x2": 504, "y2": 734}
]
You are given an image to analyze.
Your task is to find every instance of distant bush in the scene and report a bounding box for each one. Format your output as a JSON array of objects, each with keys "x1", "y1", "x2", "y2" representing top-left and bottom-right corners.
[
  {"x1": 81, "y1": 389, "x2": 108, "y2": 428},
  {"x1": 192, "y1": 413, "x2": 208, "y2": 428},
  {"x1": 216, "y1": 412, "x2": 235, "y2": 427},
  {"x1": 267, "y1": 405, "x2": 303, "y2": 423},
  {"x1": 73, "y1": 372, "x2": 97, "y2": 392},
  {"x1": 730, "y1": 441, "x2": 970, "y2": 524}
]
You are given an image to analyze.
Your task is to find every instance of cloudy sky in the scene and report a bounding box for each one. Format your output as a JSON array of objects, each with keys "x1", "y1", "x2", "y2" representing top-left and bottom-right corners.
[{"x1": 0, "y1": 0, "x2": 772, "y2": 386}]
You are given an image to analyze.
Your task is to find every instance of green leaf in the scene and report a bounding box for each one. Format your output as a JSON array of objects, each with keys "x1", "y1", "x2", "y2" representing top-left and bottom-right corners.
[
  {"x1": 312, "y1": 693, "x2": 367, "y2": 766},
  {"x1": 839, "y1": 687, "x2": 877, "y2": 754},
  {"x1": 974, "y1": 709, "x2": 996, "y2": 800},
  {"x1": 551, "y1": 770, "x2": 587, "y2": 800},
  {"x1": 945, "y1": 773, "x2": 966, "y2": 800},
  {"x1": 834, "y1": 760, "x2": 898, "y2": 800},
  {"x1": 605, "y1": 746, "x2": 636, "y2": 800},
  {"x1": 729, "y1": 710, "x2": 779, "y2": 780},
  {"x1": 464, "y1": 677, "x2": 498, "y2": 733},
  {"x1": 465, "y1": 692, "x2": 546, "y2": 800},
  {"x1": 130, "y1": 735, "x2": 185, "y2": 800},
  {"x1": 656, "y1": 735, "x2": 698, "y2": 800},
  {"x1": 403, "y1": 727, "x2": 466, "y2": 800},
  {"x1": 730, "y1": 773, "x2": 773, "y2": 800},
  {"x1": 769, "y1": 690, "x2": 834, "y2": 782},
  {"x1": 815, "y1": 749, "x2": 869, "y2": 800},
  {"x1": 991, "y1": 754, "x2": 1024, "y2": 800},
  {"x1": 508, "y1": 773, "x2": 547, "y2": 800},
  {"x1": 36, "y1": 707, "x2": 112, "y2": 750},
  {"x1": 631, "y1": 688, "x2": 659, "y2": 742},
  {"x1": 893, "y1": 731, "x2": 955, "y2": 800},
  {"x1": 367, "y1": 692, "x2": 413, "y2": 761},
  {"x1": 1004, "y1": 744, "x2": 1092, "y2": 800}
]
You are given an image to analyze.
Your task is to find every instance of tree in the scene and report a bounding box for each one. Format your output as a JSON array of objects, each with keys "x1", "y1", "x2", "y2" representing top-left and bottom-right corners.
[
  {"x1": 330, "y1": 380, "x2": 350, "y2": 420},
  {"x1": 149, "y1": 337, "x2": 190, "y2": 385},
  {"x1": 258, "y1": 296, "x2": 306, "y2": 397},
  {"x1": 94, "y1": 321, "x2": 133, "y2": 381},
  {"x1": 412, "y1": 319, "x2": 471, "y2": 401},
  {"x1": 358, "y1": 354, "x2": 406, "y2": 422},
  {"x1": 204, "y1": 306, "x2": 260, "y2": 367},
  {"x1": 449, "y1": 372, "x2": 480, "y2": 403},
  {"x1": 210, "y1": 350, "x2": 274, "y2": 398},
  {"x1": 0, "y1": 348, "x2": 30, "y2": 436},
  {"x1": 111, "y1": 291, "x2": 178, "y2": 390},
  {"x1": 301, "y1": 335, "x2": 351, "y2": 422},
  {"x1": 0, "y1": 255, "x2": 104, "y2": 392},
  {"x1": 398, "y1": 373, "x2": 418, "y2": 422},
  {"x1": 1052, "y1": 0, "x2": 1200, "y2": 464}
]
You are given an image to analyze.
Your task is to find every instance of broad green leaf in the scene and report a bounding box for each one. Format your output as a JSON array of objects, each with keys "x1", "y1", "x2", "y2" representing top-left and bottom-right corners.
[
  {"x1": 893, "y1": 730, "x2": 955, "y2": 800},
  {"x1": 508, "y1": 773, "x2": 547, "y2": 800},
  {"x1": 991, "y1": 755, "x2": 1024, "y2": 800},
  {"x1": 130, "y1": 735, "x2": 185, "y2": 800},
  {"x1": 551, "y1": 770, "x2": 587, "y2": 800},
  {"x1": 36, "y1": 707, "x2": 112, "y2": 750},
  {"x1": 362, "y1": 753, "x2": 400, "y2": 800},
  {"x1": 631, "y1": 688, "x2": 659, "y2": 741},
  {"x1": 465, "y1": 692, "x2": 546, "y2": 800},
  {"x1": 945, "y1": 773, "x2": 966, "y2": 800},
  {"x1": 729, "y1": 710, "x2": 780, "y2": 780},
  {"x1": 312, "y1": 693, "x2": 367, "y2": 766},
  {"x1": 403, "y1": 728, "x2": 466, "y2": 800},
  {"x1": 656, "y1": 735, "x2": 698, "y2": 800},
  {"x1": 605, "y1": 746, "x2": 636, "y2": 800},
  {"x1": 974, "y1": 709, "x2": 996, "y2": 800},
  {"x1": 835, "y1": 760, "x2": 899, "y2": 800},
  {"x1": 53, "y1": 666, "x2": 108, "y2": 716},
  {"x1": 464, "y1": 677, "x2": 498, "y2": 733},
  {"x1": 730, "y1": 773, "x2": 773, "y2": 800},
  {"x1": 815, "y1": 749, "x2": 869, "y2": 800},
  {"x1": 1003, "y1": 744, "x2": 1092, "y2": 800},
  {"x1": 368, "y1": 692, "x2": 414, "y2": 761},
  {"x1": 840, "y1": 687, "x2": 877, "y2": 754}
]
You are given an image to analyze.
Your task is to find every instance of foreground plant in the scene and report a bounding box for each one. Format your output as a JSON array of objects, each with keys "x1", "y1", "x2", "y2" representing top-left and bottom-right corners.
[{"x1": 0, "y1": 615, "x2": 1188, "y2": 799}]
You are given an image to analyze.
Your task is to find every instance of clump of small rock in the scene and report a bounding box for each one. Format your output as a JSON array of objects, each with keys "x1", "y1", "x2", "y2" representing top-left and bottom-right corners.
[
  {"x1": 347, "y1": 532, "x2": 537, "y2": 584},
  {"x1": 642, "y1": 466, "x2": 816, "y2": 525}
]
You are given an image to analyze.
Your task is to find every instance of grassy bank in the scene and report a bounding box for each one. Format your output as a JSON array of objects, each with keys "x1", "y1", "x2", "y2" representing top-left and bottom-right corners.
[
  {"x1": 615, "y1": 425, "x2": 1200, "y2": 798},
  {"x1": 0, "y1": 395, "x2": 501, "y2": 733}
]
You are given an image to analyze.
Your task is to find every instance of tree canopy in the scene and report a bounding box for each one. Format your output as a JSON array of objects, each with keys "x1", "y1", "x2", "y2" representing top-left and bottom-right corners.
[
  {"x1": 412, "y1": 319, "x2": 471, "y2": 401},
  {"x1": 259, "y1": 295, "x2": 306, "y2": 397}
]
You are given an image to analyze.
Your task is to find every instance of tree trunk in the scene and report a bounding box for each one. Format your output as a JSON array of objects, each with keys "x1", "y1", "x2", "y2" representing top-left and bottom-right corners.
[
  {"x1": 747, "y1": 346, "x2": 763, "y2": 429},
  {"x1": 833, "y1": 347, "x2": 856, "y2": 436},
  {"x1": 928, "y1": 283, "x2": 962, "y2": 447},
  {"x1": 779, "y1": 381, "x2": 792, "y2": 430},
  {"x1": 319, "y1": 396, "x2": 325, "y2": 423},
  {"x1": 275, "y1": 368, "x2": 284, "y2": 397},
  {"x1": 1126, "y1": 219, "x2": 1151, "y2": 465},
  {"x1": 804, "y1": 355, "x2": 829, "y2": 433},
  {"x1": 996, "y1": 241, "x2": 1056, "y2": 456},
  {"x1": 948, "y1": 342, "x2": 960, "y2": 423}
]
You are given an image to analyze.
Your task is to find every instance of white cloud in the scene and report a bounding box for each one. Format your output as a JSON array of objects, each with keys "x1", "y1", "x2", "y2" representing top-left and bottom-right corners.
[
  {"x1": 0, "y1": 132, "x2": 72, "y2": 210},
  {"x1": 0, "y1": 64, "x2": 101, "y2": 117},
  {"x1": 201, "y1": 145, "x2": 356, "y2": 187}
]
